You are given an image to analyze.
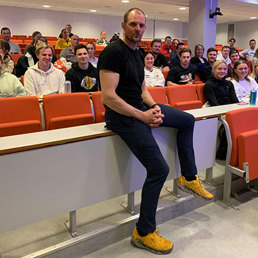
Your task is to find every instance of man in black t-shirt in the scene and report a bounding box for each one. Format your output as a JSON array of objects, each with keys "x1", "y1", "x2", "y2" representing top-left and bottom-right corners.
[
  {"x1": 167, "y1": 48, "x2": 197, "y2": 85},
  {"x1": 150, "y1": 38, "x2": 169, "y2": 70},
  {"x1": 98, "y1": 8, "x2": 213, "y2": 255}
]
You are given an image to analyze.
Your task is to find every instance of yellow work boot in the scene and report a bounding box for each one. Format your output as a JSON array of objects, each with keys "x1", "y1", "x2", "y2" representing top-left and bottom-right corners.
[
  {"x1": 131, "y1": 227, "x2": 173, "y2": 255},
  {"x1": 177, "y1": 176, "x2": 213, "y2": 200}
]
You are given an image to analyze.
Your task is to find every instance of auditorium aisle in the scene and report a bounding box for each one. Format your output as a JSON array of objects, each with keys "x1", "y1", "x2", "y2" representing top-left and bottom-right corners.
[{"x1": 87, "y1": 189, "x2": 258, "y2": 258}]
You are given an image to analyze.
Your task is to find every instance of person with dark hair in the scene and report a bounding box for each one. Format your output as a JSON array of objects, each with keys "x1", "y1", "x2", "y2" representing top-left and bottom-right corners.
[
  {"x1": 109, "y1": 32, "x2": 120, "y2": 43},
  {"x1": 60, "y1": 34, "x2": 80, "y2": 64},
  {"x1": 65, "y1": 24, "x2": 73, "y2": 38},
  {"x1": 231, "y1": 60, "x2": 258, "y2": 103},
  {"x1": 55, "y1": 28, "x2": 71, "y2": 49},
  {"x1": 169, "y1": 42, "x2": 185, "y2": 67},
  {"x1": 96, "y1": 31, "x2": 109, "y2": 46},
  {"x1": 150, "y1": 38, "x2": 169, "y2": 70},
  {"x1": 0, "y1": 53, "x2": 25, "y2": 97},
  {"x1": 217, "y1": 46, "x2": 231, "y2": 65},
  {"x1": 229, "y1": 38, "x2": 236, "y2": 51},
  {"x1": 98, "y1": 8, "x2": 213, "y2": 254},
  {"x1": 0, "y1": 40, "x2": 14, "y2": 73},
  {"x1": 169, "y1": 39, "x2": 179, "y2": 60},
  {"x1": 25, "y1": 31, "x2": 42, "y2": 53},
  {"x1": 86, "y1": 42, "x2": 98, "y2": 68},
  {"x1": 144, "y1": 51, "x2": 165, "y2": 87},
  {"x1": 240, "y1": 39, "x2": 256, "y2": 60},
  {"x1": 228, "y1": 49, "x2": 240, "y2": 77},
  {"x1": 24, "y1": 44, "x2": 65, "y2": 96},
  {"x1": 191, "y1": 44, "x2": 207, "y2": 64},
  {"x1": 1, "y1": 27, "x2": 21, "y2": 54},
  {"x1": 16, "y1": 37, "x2": 57, "y2": 77},
  {"x1": 195, "y1": 47, "x2": 218, "y2": 82},
  {"x1": 66, "y1": 44, "x2": 99, "y2": 92},
  {"x1": 252, "y1": 48, "x2": 258, "y2": 70},
  {"x1": 167, "y1": 48, "x2": 197, "y2": 85},
  {"x1": 160, "y1": 36, "x2": 172, "y2": 57}
]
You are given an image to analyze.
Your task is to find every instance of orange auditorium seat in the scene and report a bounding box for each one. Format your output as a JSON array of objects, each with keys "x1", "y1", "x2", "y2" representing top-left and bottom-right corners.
[
  {"x1": 0, "y1": 96, "x2": 42, "y2": 137},
  {"x1": 43, "y1": 93, "x2": 94, "y2": 130},
  {"x1": 45, "y1": 36, "x2": 58, "y2": 41},
  {"x1": 12, "y1": 39, "x2": 23, "y2": 44},
  {"x1": 247, "y1": 60, "x2": 253, "y2": 74},
  {"x1": 24, "y1": 39, "x2": 31, "y2": 44},
  {"x1": 147, "y1": 87, "x2": 169, "y2": 105},
  {"x1": 12, "y1": 35, "x2": 27, "y2": 40},
  {"x1": 162, "y1": 69, "x2": 169, "y2": 80},
  {"x1": 194, "y1": 72, "x2": 203, "y2": 83},
  {"x1": 91, "y1": 91, "x2": 105, "y2": 123},
  {"x1": 10, "y1": 54, "x2": 23, "y2": 65},
  {"x1": 166, "y1": 85, "x2": 202, "y2": 110},
  {"x1": 223, "y1": 108, "x2": 258, "y2": 203},
  {"x1": 195, "y1": 83, "x2": 206, "y2": 105},
  {"x1": 20, "y1": 75, "x2": 24, "y2": 85}
]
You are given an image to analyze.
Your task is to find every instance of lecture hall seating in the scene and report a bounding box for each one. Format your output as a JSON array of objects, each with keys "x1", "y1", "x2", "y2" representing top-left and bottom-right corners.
[{"x1": 91, "y1": 91, "x2": 105, "y2": 123}]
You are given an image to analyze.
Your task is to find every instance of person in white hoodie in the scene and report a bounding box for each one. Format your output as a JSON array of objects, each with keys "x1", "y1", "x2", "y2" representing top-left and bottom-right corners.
[
  {"x1": 24, "y1": 44, "x2": 65, "y2": 96},
  {"x1": 0, "y1": 53, "x2": 25, "y2": 97}
]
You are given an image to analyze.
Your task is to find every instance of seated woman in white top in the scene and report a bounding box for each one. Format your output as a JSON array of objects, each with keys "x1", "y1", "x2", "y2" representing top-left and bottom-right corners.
[
  {"x1": 144, "y1": 51, "x2": 165, "y2": 87},
  {"x1": 0, "y1": 53, "x2": 25, "y2": 97},
  {"x1": 24, "y1": 44, "x2": 65, "y2": 96},
  {"x1": 231, "y1": 60, "x2": 258, "y2": 103}
]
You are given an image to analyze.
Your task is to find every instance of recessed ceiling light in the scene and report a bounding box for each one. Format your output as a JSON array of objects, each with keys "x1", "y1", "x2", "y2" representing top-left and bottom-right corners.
[
  {"x1": 173, "y1": 18, "x2": 179, "y2": 21},
  {"x1": 250, "y1": 16, "x2": 256, "y2": 19},
  {"x1": 145, "y1": 15, "x2": 148, "y2": 18},
  {"x1": 90, "y1": 9, "x2": 97, "y2": 12},
  {"x1": 179, "y1": 7, "x2": 186, "y2": 10},
  {"x1": 121, "y1": 0, "x2": 130, "y2": 3},
  {"x1": 43, "y1": 5, "x2": 50, "y2": 8}
]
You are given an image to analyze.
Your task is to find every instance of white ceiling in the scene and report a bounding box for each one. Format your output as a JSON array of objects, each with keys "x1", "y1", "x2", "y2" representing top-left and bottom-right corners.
[{"x1": 0, "y1": 0, "x2": 258, "y2": 24}]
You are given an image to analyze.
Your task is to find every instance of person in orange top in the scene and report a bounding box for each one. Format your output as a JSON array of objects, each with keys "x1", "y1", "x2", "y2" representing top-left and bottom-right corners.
[
  {"x1": 160, "y1": 36, "x2": 173, "y2": 57},
  {"x1": 55, "y1": 28, "x2": 71, "y2": 49}
]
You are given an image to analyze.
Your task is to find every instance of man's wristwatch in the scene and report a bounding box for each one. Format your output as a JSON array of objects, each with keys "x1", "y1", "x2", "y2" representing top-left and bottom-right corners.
[{"x1": 150, "y1": 103, "x2": 158, "y2": 109}]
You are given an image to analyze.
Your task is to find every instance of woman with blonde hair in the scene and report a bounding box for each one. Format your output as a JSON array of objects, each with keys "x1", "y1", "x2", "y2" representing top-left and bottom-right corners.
[
  {"x1": 204, "y1": 60, "x2": 239, "y2": 106},
  {"x1": 231, "y1": 60, "x2": 258, "y2": 103},
  {"x1": 251, "y1": 60, "x2": 258, "y2": 83},
  {"x1": 24, "y1": 44, "x2": 65, "y2": 96}
]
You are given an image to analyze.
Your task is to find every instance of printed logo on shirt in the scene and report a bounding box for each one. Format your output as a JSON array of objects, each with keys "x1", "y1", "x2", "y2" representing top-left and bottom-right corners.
[
  {"x1": 179, "y1": 73, "x2": 193, "y2": 83},
  {"x1": 81, "y1": 76, "x2": 96, "y2": 90}
]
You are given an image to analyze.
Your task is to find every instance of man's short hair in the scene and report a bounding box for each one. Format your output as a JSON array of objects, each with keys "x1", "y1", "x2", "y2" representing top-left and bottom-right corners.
[
  {"x1": 165, "y1": 36, "x2": 171, "y2": 41},
  {"x1": 222, "y1": 45, "x2": 230, "y2": 51},
  {"x1": 1, "y1": 27, "x2": 10, "y2": 33},
  {"x1": 229, "y1": 49, "x2": 239, "y2": 57},
  {"x1": 229, "y1": 38, "x2": 236, "y2": 43},
  {"x1": 86, "y1": 42, "x2": 96, "y2": 50},
  {"x1": 176, "y1": 42, "x2": 185, "y2": 50},
  {"x1": 179, "y1": 48, "x2": 191, "y2": 57},
  {"x1": 250, "y1": 39, "x2": 256, "y2": 43},
  {"x1": 74, "y1": 43, "x2": 87, "y2": 55},
  {"x1": 207, "y1": 47, "x2": 218, "y2": 54},
  {"x1": 123, "y1": 8, "x2": 145, "y2": 24},
  {"x1": 35, "y1": 37, "x2": 48, "y2": 45},
  {"x1": 66, "y1": 24, "x2": 72, "y2": 27},
  {"x1": 144, "y1": 51, "x2": 155, "y2": 58},
  {"x1": 151, "y1": 38, "x2": 162, "y2": 47}
]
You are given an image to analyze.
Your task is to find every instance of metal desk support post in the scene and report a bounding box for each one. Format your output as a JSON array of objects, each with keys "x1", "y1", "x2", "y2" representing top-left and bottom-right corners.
[
  {"x1": 121, "y1": 192, "x2": 135, "y2": 215},
  {"x1": 64, "y1": 210, "x2": 77, "y2": 237}
]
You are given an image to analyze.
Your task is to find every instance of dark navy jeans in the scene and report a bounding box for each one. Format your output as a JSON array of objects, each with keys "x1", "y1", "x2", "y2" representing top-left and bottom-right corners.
[{"x1": 105, "y1": 104, "x2": 197, "y2": 235}]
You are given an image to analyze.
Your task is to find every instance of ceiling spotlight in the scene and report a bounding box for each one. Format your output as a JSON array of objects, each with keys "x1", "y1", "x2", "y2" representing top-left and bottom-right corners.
[
  {"x1": 43, "y1": 5, "x2": 50, "y2": 8},
  {"x1": 173, "y1": 18, "x2": 179, "y2": 21},
  {"x1": 179, "y1": 7, "x2": 186, "y2": 10},
  {"x1": 121, "y1": 0, "x2": 130, "y2": 3},
  {"x1": 90, "y1": 9, "x2": 97, "y2": 12},
  {"x1": 250, "y1": 16, "x2": 256, "y2": 19}
]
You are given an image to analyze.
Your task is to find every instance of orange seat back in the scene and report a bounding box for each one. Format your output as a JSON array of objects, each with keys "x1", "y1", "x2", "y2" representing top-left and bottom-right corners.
[
  {"x1": 91, "y1": 91, "x2": 105, "y2": 123},
  {"x1": 147, "y1": 87, "x2": 168, "y2": 105},
  {"x1": 166, "y1": 85, "x2": 202, "y2": 110},
  {"x1": 43, "y1": 93, "x2": 94, "y2": 130},
  {"x1": 10, "y1": 54, "x2": 23, "y2": 65},
  {"x1": 0, "y1": 96, "x2": 42, "y2": 137},
  {"x1": 194, "y1": 73, "x2": 203, "y2": 83},
  {"x1": 226, "y1": 108, "x2": 258, "y2": 168},
  {"x1": 20, "y1": 75, "x2": 24, "y2": 85},
  {"x1": 161, "y1": 70, "x2": 169, "y2": 80},
  {"x1": 195, "y1": 83, "x2": 206, "y2": 105}
]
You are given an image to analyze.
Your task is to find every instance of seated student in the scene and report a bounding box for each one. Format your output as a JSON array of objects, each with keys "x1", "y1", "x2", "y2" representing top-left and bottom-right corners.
[
  {"x1": 96, "y1": 31, "x2": 109, "y2": 46},
  {"x1": 252, "y1": 48, "x2": 258, "y2": 71},
  {"x1": 227, "y1": 49, "x2": 240, "y2": 77},
  {"x1": 24, "y1": 44, "x2": 65, "y2": 96},
  {"x1": 217, "y1": 46, "x2": 231, "y2": 65},
  {"x1": 251, "y1": 60, "x2": 258, "y2": 83},
  {"x1": 25, "y1": 31, "x2": 42, "y2": 53},
  {"x1": 231, "y1": 60, "x2": 258, "y2": 103},
  {"x1": 191, "y1": 44, "x2": 207, "y2": 64},
  {"x1": 167, "y1": 48, "x2": 197, "y2": 85},
  {"x1": 55, "y1": 28, "x2": 71, "y2": 49},
  {"x1": 60, "y1": 34, "x2": 80, "y2": 64},
  {"x1": 144, "y1": 51, "x2": 165, "y2": 87},
  {"x1": 169, "y1": 42, "x2": 185, "y2": 67},
  {"x1": 195, "y1": 47, "x2": 218, "y2": 82},
  {"x1": 204, "y1": 60, "x2": 239, "y2": 106},
  {"x1": 150, "y1": 38, "x2": 169, "y2": 70},
  {"x1": 65, "y1": 44, "x2": 99, "y2": 92},
  {"x1": 86, "y1": 42, "x2": 98, "y2": 68},
  {"x1": 1, "y1": 27, "x2": 21, "y2": 54},
  {"x1": 240, "y1": 39, "x2": 256, "y2": 60},
  {"x1": 160, "y1": 36, "x2": 173, "y2": 57},
  {"x1": 16, "y1": 37, "x2": 57, "y2": 77},
  {"x1": 229, "y1": 38, "x2": 237, "y2": 51},
  {"x1": 0, "y1": 54, "x2": 25, "y2": 97},
  {"x1": 169, "y1": 38, "x2": 179, "y2": 61},
  {"x1": 0, "y1": 40, "x2": 14, "y2": 73}
]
